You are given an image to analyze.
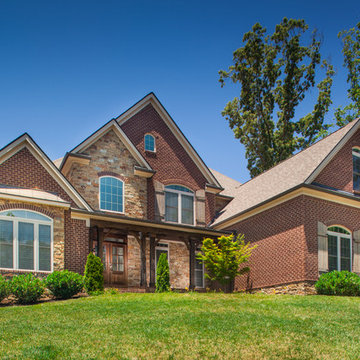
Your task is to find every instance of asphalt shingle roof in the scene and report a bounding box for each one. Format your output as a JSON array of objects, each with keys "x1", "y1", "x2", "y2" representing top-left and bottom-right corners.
[{"x1": 212, "y1": 119, "x2": 360, "y2": 226}]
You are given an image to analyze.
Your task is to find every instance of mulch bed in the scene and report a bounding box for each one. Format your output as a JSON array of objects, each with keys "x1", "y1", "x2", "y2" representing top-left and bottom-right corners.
[{"x1": 0, "y1": 292, "x2": 89, "y2": 307}]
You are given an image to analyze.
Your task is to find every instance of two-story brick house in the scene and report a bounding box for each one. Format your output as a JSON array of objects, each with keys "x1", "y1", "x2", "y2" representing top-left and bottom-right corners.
[
  {"x1": 0, "y1": 93, "x2": 228, "y2": 290},
  {"x1": 1, "y1": 92, "x2": 360, "y2": 293}
]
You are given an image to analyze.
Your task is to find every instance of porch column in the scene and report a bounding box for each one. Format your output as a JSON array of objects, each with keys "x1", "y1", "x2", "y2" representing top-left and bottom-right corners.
[
  {"x1": 189, "y1": 238, "x2": 196, "y2": 290},
  {"x1": 89, "y1": 226, "x2": 94, "y2": 255},
  {"x1": 140, "y1": 232, "x2": 147, "y2": 287},
  {"x1": 149, "y1": 236, "x2": 156, "y2": 287},
  {"x1": 98, "y1": 228, "x2": 104, "y2": 260}
]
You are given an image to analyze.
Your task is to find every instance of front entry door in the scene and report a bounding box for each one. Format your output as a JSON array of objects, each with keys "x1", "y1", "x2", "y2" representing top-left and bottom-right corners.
[{"x1": 103, "y1": 242, "x2": 127, "y2": 286}]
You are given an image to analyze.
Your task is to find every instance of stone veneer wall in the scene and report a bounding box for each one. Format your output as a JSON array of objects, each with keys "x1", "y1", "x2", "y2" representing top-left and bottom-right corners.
[
  {"x1": 168, "y1": 241, "x2": 189, "y2": 289},
  {"x1": 127, "y1": 235, "x2": 141, "y2": 286},
  {"x1": 0, "y1": 199, "x2": 65, "y2": 275},
  {"x1": 127, "y1": 237, "x2": 190, "y2": 289},
  {"x1": 67, "y1": 129, "x2": 147, "y2": 218},
  {"x1": 249, "y1": 281, "x2": 316, "y2": 295}
]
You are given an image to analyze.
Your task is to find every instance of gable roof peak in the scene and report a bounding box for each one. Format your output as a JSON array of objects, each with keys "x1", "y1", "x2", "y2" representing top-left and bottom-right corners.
[
  {"x1": 0, "y1": 133, "x2": 92, "y2": 211},
  {"x1": 68, "y1": 118, "x2": 152, "y2": 171},
  {"x1": 116, "y1": 93, "x2": 222, "y2": 188}
]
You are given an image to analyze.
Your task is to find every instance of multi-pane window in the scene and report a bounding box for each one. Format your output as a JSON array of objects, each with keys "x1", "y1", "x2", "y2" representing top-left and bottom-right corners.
[
  {"x1": 165, "y1": 185, "x2": 194, "y2": 225},
  {"x1": 144, "y1": 134, "x2": 155, "y2": 152},
  {"x1": 99, "y1": 176, "x2": 124, "y2": 213},
  {"x1": 352, "y1": 148, "x2": 360, "y2": 191},
  {"x1": 0, "y1": 210, "x2": 52, "y2": 272},
  {"x1": 195, "y1": 256, "x2": 204, "y2": 288},
  {"x1": 327, "y1": 226, "x2": 352, "y2": 272}
]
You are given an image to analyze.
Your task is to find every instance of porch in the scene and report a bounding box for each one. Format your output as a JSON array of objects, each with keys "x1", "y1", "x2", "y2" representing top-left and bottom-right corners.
[{"x1": 82, "y1": 211, "x2": 226, "y2": 291}]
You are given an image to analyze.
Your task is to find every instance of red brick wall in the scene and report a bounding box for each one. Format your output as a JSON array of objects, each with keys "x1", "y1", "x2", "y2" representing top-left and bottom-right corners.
[
  {"x1": 0, "y1": 146, "x2": 89, "y2": 275},
  {"x1": 0, "y1": 147, "x2": 77, "y2": 207},
  {"x1": 120, "y1": 104, "x2": 210, "y2": 220},
  {"x1": 64, "y1": 212, "x2": 89, "y2": 274},
  {"x1": 314, "y1": 129, "x2": 360, "y2": 192},
  {"x1": 303, "y1": 195, "x2": 360, "y2": 281},
  {"x1": 227, "y1": 194, "x2": 360, "y2": 290},
  {"x1": 226, "y1": 196, "x2": 307, "y2": 291}
]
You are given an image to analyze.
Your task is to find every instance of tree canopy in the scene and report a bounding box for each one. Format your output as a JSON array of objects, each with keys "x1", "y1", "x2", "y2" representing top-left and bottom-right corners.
[
  {"x1": 335, "y1": 22, "x2": 360, "y2": 127},
  {"x1": 219, "y1": 18, "x2": 334, "y2": 178}
]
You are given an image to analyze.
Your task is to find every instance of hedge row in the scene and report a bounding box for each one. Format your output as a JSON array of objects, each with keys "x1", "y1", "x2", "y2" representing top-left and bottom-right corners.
[
  {"x1": 0, "y1": 270, "x2": 83, "y2": 305},
  {"x1": 0, "y1": 253, "x2": 104, "y2": 305}
]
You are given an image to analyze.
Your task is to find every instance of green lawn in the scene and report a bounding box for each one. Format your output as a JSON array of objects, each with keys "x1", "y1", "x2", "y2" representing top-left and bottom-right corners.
[{"x1": 1, "y1": 292, "x2": 360, "y2": 360}]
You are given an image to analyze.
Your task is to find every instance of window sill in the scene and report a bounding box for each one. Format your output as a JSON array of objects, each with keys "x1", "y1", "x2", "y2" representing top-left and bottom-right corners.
[
  {"x1": 164, "y1": 220, "x2": 195, "y2": 227},
  {"x1": 100, "y1": 209, "x2": 125, "y2": 215},
  {"x1": 0, "y1": 268, "x2": 52, "y2": 274}
]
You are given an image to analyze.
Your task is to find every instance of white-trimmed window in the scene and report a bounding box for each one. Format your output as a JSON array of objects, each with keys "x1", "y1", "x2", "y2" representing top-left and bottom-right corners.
[
  {"x1": 144, "y1": 134, "x2": 155, "y2": 152},
  {"x1": 195, "y1": 254, "x2": 204, "y2": 288},
  {"x1": 155, "y1": 243, "x2": 169, "y2": 271},
  {"x1": 99, "y1": 176, "x2": 124, "y2": 213},
  {"x1": 353, "y1": 148, "x2": 360, "y2": 191},
  {"x1": 0, "y1": 210, "x2": 53, "y2": 272},
  {"x1": 327, "y1": 226, "x2": 352, "y2": 272},
  {"x1": 165, "y1": 185, "x2": 194, "y2": 225}
]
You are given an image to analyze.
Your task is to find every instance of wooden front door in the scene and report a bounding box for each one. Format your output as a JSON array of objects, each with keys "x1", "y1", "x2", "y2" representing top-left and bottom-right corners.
[{"x1": 103, "y1": 242, "x2": 127, "y2": 286}]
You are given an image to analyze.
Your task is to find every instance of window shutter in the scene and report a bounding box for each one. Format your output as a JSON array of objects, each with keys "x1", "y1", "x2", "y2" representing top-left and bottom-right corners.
[
  {"x1": 195, "y1": 189, "x2": 206, "y2": 226},
  {"x1": 318, "y1": 221, "x2": 328, "y2": 273},
  {"x1": 352, "y1": 230, "x2": 360, "y2": 274},
  {"x1": 154, "y1": 180, "x2": 165, "y2": 221}
]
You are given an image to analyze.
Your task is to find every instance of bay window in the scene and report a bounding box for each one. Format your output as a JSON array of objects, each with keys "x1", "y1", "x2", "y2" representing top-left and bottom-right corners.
[
  {"x1": 165, "y1": 185, "x2": 194, "y2": 225},
  {"x1": 0, "y1": 210, "x2": 52, "y2": 272}
]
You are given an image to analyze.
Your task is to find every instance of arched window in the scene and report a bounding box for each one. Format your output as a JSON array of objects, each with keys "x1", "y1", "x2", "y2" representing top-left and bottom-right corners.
[
  {"x1": 327, "y1": 226, "x2": 352, "y2": 272},
  {"x1": 352, "y1": 148, "x2": 360, "y2": 191},
  {"x1": 0, "y1": 210, "x2": 52, "y2": 272},
  {"x1": 144, "y1": 134, "x2": 155, "y2": 152},
  {"x1": 165, "y1": 185, "x2": 194, "y2": 225},
  {"x1": 99, "y1": 176, "x2": 124, "y2": 213}
]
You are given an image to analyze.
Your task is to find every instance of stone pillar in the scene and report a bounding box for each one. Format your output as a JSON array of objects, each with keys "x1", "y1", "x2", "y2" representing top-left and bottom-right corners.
[
  {"x1": 149, "y1": 236, "x2": 156, "y2": 287},
  {"x1": 140, "y1": 233, "x2": 147, "y2": 287}
]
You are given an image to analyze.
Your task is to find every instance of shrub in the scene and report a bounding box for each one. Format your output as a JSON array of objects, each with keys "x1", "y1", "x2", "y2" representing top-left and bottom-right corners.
[
  {"x1": 0, "y1": 275, "x2": 10, "y2": 302},
  {"x1": 315, "y1": 271, "x2": 360, "y2": 296},
  {"x1": 45, "y1": 270, "x2": 83, "y2": 299},
  {"x1": 156, "y1": 253, "x2": 170, "y2": 293},
  {"x1": 197, "y1": 234, "x2": 257, "y2": 292},
  {"x1": 84, "y1": 253, "x2": 104, "y2": 294},
  {"x1": 10, "y1": 274, "x2": 45, "y2": 304}
]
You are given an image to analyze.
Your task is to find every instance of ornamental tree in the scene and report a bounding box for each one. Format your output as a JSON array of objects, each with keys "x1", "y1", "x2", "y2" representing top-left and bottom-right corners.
[
  {"x1": 156, "y1": 253, "x2": 170, "y2": 293},
  {"x1": 197, "y1": 234, "x2": 257, "y2": 292},
  {"x1": 84, "y1": 253, "x2": 104, "y2": 294},
  {"x1": 219, "y1": 18, "x2": 334, "y2": 178}
]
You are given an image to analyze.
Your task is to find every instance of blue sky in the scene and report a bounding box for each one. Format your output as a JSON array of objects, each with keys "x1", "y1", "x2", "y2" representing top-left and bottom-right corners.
[{"x1": 0, "y1": 1, "x2": 359, "y2": 183}]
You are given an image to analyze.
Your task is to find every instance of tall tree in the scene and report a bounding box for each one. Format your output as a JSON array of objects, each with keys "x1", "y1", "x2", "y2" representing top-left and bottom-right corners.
[
  {"x1": 335, "y1": 22, "x2": 360, "y2": 127},
  {"x1": 219, "y1": 18, "x2": 334, "y2": 178}
]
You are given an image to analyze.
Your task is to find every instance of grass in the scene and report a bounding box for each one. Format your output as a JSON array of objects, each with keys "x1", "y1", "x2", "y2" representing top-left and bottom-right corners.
[{"x1": 1, "y1": 292, "x2": 360, "y2": 359}]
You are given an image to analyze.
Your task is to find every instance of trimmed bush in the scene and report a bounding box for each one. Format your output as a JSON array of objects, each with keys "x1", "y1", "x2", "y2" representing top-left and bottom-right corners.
[
  {"x1": 10, "y1": 274, "x2": 45, "y2": 304},
  {"x1": 315, "y1": 271, "x2": 360, "y2": 296},
  {"x1": 84, "y1": 253, "x2": 104, "y2": 294},
  {"x1": 0, "y1": 275, "x2": 10, "y2": 302},
  {"x1": 156, "y1": 253, "x2": 170, "y2": 293},
  {"x1": 45, "y1": 270, "x2": 83, "y2": 299}
]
